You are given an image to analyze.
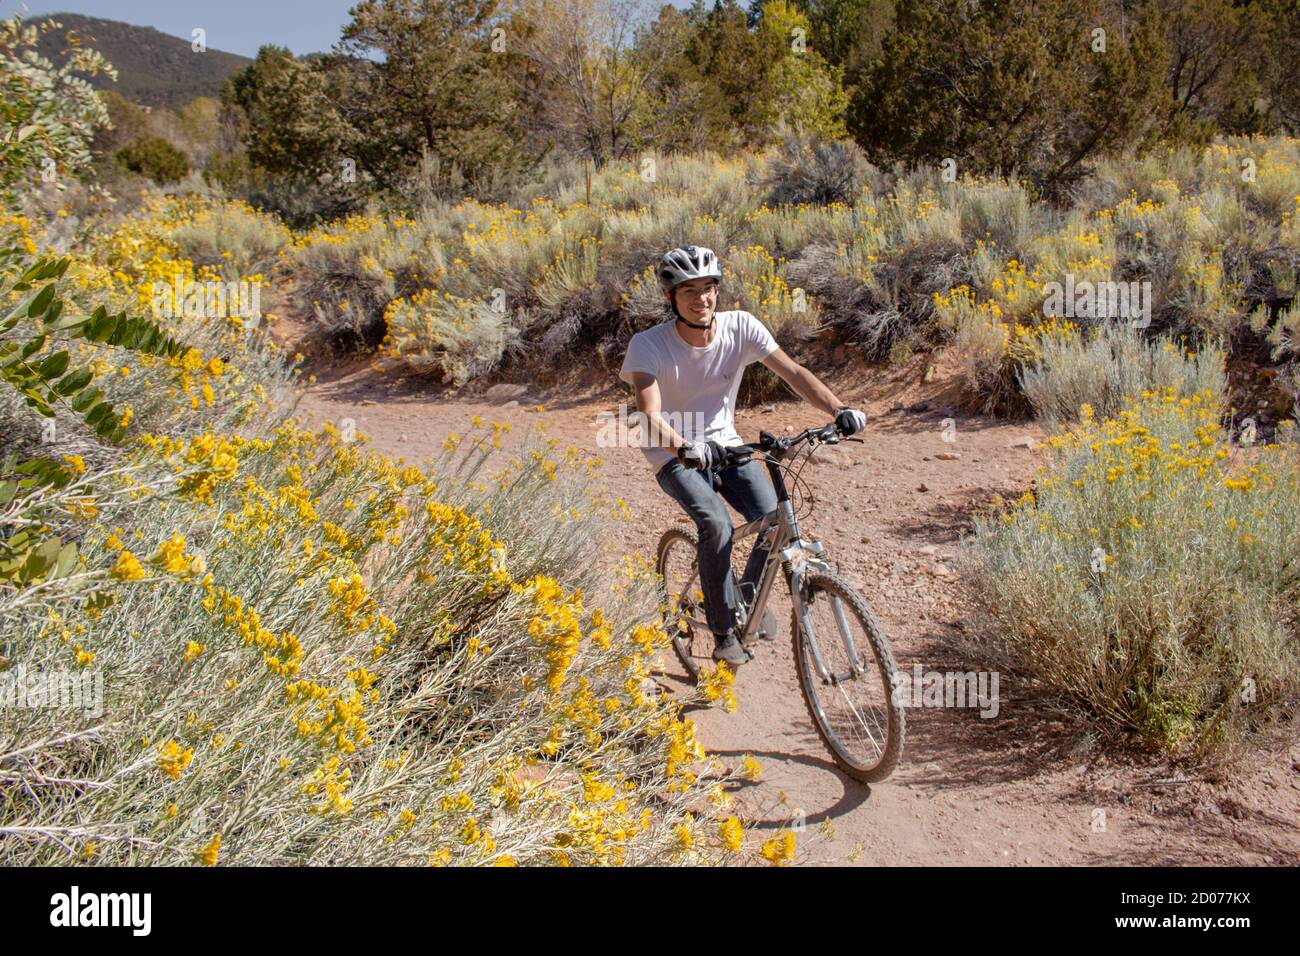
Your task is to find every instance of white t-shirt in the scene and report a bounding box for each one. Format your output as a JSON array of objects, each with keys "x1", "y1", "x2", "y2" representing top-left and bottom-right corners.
[{"x1": 618, "y1": 310, "x2": 780, "y2": 470}]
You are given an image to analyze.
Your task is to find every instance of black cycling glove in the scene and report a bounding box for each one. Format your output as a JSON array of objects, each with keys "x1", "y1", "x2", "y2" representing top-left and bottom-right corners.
[
  {"x1": 679, "y1": 439, "x2": 727, "y2": 470},
  {"x1": 834, "y1": 407, "x2": 867, "y2": 436}
]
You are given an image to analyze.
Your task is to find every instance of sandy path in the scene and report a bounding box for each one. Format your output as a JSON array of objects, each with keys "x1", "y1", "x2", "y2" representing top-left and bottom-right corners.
[{"x1": 284, "y1": 346, "x2": 1300, "y2": 866}]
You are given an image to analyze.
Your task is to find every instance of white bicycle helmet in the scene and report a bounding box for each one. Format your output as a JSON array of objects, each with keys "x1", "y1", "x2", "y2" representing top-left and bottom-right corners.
[{"x1": 657, "y1": 245, "x2": 722, "y2": 293}]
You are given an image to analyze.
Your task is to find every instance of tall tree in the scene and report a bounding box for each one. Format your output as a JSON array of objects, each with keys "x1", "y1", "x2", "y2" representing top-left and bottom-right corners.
[
  {"x1": 758, "y1": 0, "x2": 850, "y2": 139},
  {"x1": 1264, "y1": 0, "x2": 1300, "y2": 132},
  {"x1": 224, "y1": 46, "x2": 347, "y2": 181},
  {"x1": 330, "y1": 0, "x2": 525, "y2": 189},
  {"x1": 680, "y1": 0, "x2": 786, "y2": 148},
  {"x1": 849, "y1": 0, "x2": 1170, "y2": 195},
  {"x1": 792, "y1": 0, "x2": 896, "y2": 85},
  {"x1": 516, "y1": 0, "x2": 683, "y2": 165},
  {"x1": 1158, "y1": 0, "x2": 1273, "y2": 142},
  {"x1": 631, "y1": 3, "x2": 730, "y2": 153}
]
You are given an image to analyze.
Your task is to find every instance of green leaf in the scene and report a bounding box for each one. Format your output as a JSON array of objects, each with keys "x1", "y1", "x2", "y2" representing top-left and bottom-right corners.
[
  {"x1": 26, "y1": 283, "x2": 55, "y2": 317},
  {"x1": 37, "y1": 350, "x2": 70, "y2": 379},
  {"x1": 20, "y1": 335, "x2": 46, "y2": 359},
  {"x1": 18, "y1": 260, "x2": 48, "y2": 284},
  {"x1": 85, "y1": 310, "x2": 116, "y2": 342},
  {"x1": 53, "y1": 367, "x2": 92, "y2": 396},
  {"x1": 71, "y1": 387, "x2": 103, "y2": 413},
  {"x1": 14, "y1": 457, "x2": 53, "y2": 476},
  {"x1": 22, "y1": 389, "x2": 54, "y2": 416},
  {"x1": 13, "y1": 457, "x2": 70, "y2": 490},
  {"x1": 5, "y1": 528, "x2": 35, "y2": 551},
  {"x1": 113, "y1": 316, "x2": 144, "y2": 349},
  {"x1": 47, "y1": 310, "x2": 87, "y2": 333},
  {"x1": 55, "y1": 541, "x2": 79, "y2": 578},
  {"x1": 84, "y1": 401, "x2": 113, "y2": 427},
  {"x1": 40, "y1": 299, "x2": 65, "y2": 327},
  {"x1": 22, "y1": 541, "x2": 55, "y2": 582}
]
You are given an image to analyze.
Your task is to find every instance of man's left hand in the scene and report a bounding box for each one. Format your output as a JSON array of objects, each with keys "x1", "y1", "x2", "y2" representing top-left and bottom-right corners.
[{"x1": 834, "y1": 407, "x2": 867, "y2": 436}]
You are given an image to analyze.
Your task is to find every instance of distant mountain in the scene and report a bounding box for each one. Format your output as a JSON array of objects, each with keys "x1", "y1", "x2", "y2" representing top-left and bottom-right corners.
[{"x1": 33, "y1": 13, "x2": 252, "y2": 108}]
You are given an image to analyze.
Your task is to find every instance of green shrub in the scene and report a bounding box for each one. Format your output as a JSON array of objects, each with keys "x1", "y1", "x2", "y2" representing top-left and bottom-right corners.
[
  {"x1": 950, "y1": 178, "x2": 1038, "y2": 259},
  {"x1": 1018, "y1": 324, "x2": 1228, "y2": 427},
  {"x1": 0, "y1": 16, "x2": 114, "y2": 205},
  {"x1": 114, "y1": 136, "x2": 191, "y2": 185},
  {"x1": 288, "y1": 213, "x2": 445, "y2": 348},
  {"x1": 721, "y1": 244, "x2": 818, "y2": 343},
  {"x1": 758, "y1": 128, "x2": 873, "y2": 207}
]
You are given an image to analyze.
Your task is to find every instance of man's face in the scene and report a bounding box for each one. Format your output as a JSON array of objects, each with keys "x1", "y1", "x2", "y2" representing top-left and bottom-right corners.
[{"x1": 666, "y1": 278, "x2": 719, "y2": 323}]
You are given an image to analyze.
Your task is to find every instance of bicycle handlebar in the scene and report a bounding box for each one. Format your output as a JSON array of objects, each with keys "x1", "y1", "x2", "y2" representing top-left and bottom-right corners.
[{"x1": 716, "y1": 419, "x2": 856, "y2": 468}]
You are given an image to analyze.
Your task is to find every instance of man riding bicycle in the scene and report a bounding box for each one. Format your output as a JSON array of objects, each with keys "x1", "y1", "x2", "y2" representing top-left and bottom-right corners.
[{"x1": 619, "y1": 244, "x2": 867, "y2": 667}]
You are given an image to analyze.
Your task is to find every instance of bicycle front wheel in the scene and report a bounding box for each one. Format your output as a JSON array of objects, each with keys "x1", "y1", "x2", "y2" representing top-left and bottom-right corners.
[{"x1": 792, "y1": 570, "x2": 904, "y2": 783}]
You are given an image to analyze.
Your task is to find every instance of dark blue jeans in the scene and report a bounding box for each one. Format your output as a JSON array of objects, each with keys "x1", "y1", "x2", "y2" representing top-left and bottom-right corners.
[{"x1": 655, "y1": 457, "x2": 779, "y2": 636}]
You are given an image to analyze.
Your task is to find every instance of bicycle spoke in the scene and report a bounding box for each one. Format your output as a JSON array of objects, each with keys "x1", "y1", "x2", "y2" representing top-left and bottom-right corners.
[{"x1": 833, "y1": 682, "x2": 887, "y2": 760}]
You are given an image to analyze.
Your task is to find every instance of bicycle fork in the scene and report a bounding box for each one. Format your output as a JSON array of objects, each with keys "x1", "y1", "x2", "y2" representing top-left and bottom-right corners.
[{"x1": 788, "y1": 552, "x2": 866, "y2": 685}]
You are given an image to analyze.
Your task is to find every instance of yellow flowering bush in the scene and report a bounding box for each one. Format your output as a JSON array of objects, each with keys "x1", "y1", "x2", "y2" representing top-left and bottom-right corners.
[
  {"x1": 965, "y1": 388, "x2": 1300, "y2": 756},
  {"x1": 723, "y1": 244, "x2": 819, "y2": 341},
  {"x1": 933, "y1": 279, "x2": 1080, "y2": 413},
  {"x1": 0, "y1": 204, "x2": 775, "y2": 869},
  {"x1": 1019, "y1": 325, "x2": 1228, "y2": 428},
  {"x1": 382, "y1": 288, "x2": 517, "y2": 385}
]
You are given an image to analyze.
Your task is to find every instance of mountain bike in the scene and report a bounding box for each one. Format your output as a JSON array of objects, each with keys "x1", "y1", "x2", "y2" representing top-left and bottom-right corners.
[{"x1": 655, "y1": 421, "x2": 905, "y2": 783}]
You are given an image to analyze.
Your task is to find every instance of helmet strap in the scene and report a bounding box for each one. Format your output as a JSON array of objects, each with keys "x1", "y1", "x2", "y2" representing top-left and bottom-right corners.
[{"x1": 675, "y1": 313, "x2": 715, "y2": 331}]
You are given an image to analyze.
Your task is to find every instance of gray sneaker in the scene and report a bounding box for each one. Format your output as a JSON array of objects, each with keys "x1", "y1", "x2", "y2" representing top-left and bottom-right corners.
[{"x1": 712, "y1": 633, "x2": 752, "y2": 666}]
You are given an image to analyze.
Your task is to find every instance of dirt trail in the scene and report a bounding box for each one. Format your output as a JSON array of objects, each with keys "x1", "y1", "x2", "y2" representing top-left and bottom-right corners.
[{"x1": 282, "y1": 337, "x2": 1300, "y2": 866}]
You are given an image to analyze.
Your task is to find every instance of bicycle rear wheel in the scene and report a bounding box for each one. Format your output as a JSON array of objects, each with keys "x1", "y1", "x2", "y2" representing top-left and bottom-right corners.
[
  {"x1": 655, "y1": 527, "x2": 712, "y2": 681},
  {"x1": 793, "y1": 570, "x2": 904, "y2": 783}
]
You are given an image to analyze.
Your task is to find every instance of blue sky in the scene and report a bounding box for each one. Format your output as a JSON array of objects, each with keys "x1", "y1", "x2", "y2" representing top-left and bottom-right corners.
[{"x1": 6, "y1": 0, "x2": 702, "y2": 58}]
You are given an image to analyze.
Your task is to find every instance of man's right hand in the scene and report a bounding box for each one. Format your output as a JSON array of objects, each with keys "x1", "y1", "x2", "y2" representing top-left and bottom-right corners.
[{"x1": 678, "y1": 439, "x2": 727, "y2": 470}]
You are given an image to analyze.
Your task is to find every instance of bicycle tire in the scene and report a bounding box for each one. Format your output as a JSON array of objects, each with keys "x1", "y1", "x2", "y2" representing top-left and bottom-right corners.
[
  {"x1": 792, "y1": 570, "x2": 904, "y2": 783},
  {"x1": 655, "y1": 527, "x2": 709, "y2": 681}
]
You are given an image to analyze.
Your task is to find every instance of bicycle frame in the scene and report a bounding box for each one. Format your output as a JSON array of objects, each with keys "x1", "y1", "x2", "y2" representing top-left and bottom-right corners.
[{"x1": 723, "y1": 445, "x2": 866, "y2": 685}]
